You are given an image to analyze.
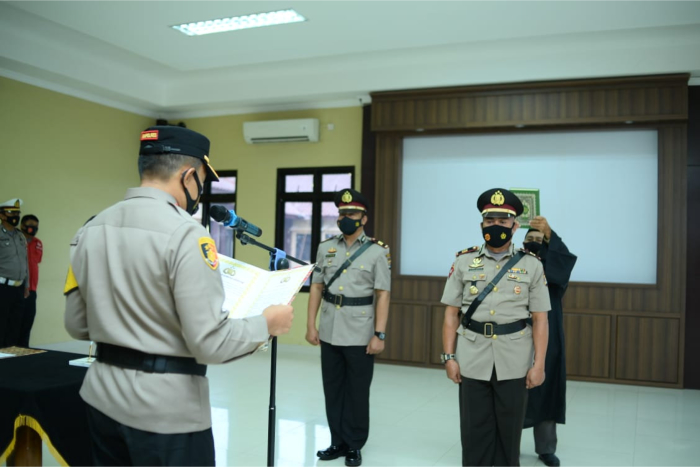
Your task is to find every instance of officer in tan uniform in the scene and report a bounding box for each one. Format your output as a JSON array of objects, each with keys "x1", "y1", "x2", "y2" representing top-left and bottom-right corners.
[
  {"x1": 441, "y1": 188, "x2": 551, "y2": 467},
  {"x1": 64, "y1": 126, "x2": 294, "y2": 466},
  {"x1": 306, "y1": 188, "x2": 391, "y2": 467},
  {"x1": 0, "y1": 198, "x2": 29, "y2": 347}
]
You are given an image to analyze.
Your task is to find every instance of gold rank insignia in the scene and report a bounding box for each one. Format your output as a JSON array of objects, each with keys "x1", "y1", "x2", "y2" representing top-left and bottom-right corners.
[
  {"x1": 198, "y1": 237, "x2": 219, "y2": 270},
  {"x1": 491, "y1": 190, "x2": 505, "y2": 206},
  {"x1": 328, "y1": 248, "x2": 337, "y2": 254},
  {"x1": 470, "y1": 285, "x2": 479, "y2": 295},
  {"x1": 341, "y1": 191, "x2": 353, "y2": 203}
]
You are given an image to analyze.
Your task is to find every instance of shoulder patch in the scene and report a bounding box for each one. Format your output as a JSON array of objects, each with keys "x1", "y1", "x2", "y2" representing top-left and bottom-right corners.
[
  {"x1": 456, "y1": 246, "x2": 479, "y2": 257},
  {"x1": 199, "y1": 237, "x2": 219, "y2": 270},
  {"x1": 368, "y1": 238, "x2": 390, "y2": 249},
  {"x1": 63, "y1": 265, "x2": 78, "y2": 295}
]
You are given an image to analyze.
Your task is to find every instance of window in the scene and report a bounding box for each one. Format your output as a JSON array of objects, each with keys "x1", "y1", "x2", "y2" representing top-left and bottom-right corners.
[
  {"x1": 195, "y1": 170, "x2": 237, "y2": 257},
  {"x1": 275, "y1": 167, "x2": 354, "y2": 288}
]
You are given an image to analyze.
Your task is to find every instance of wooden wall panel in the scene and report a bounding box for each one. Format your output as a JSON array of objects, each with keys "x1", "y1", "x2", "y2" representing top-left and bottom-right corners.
[
  {"x1": 369, "y1": 74, "x2": 688, "y2": 386},
  {"x1": 563, "y1": 314, "x2": 611, "y2": 378},
  {"x1": 616, "y1": 317, "x2": 680, "y2": 383},
  {"x1": 377, "y1": 303, "x2": 429, "y2": 364},
  {"x1": 372, "y1": 75, "x2": 688, "y2": 132},
  {"x1": 429, "y1": 306, "x2": 445, "y2": 365}
]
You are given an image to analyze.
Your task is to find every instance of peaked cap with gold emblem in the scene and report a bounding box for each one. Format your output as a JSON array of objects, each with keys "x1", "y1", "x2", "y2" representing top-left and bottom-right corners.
[
  {"x1": 139, "y1": 125, "x2": 219, "y2": 182},
  {"x1": 334, "y1": 188, "x2": 368, "y2": 213},
  {"x1": 0, "y1": 198, "x2": 23, "y2": 212},
  {"x1": 477, "y1": 188, "x2": 523, "y2": 218}
]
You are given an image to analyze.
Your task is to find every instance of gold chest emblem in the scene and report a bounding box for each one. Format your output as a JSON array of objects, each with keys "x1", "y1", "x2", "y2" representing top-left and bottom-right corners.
[{"x1": 469, "y1": 257, "x2": 483, "y2": 269}]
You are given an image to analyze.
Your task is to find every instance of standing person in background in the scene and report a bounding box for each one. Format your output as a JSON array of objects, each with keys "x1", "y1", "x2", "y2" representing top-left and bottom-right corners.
[
  {"x1": 0, "y1": 198, "x2": 29, "y2": 347},
  {"x1": 19, "y1": 214, "x2": 42, "y2": 347},
  {"x1": 306, "y1": 188, "x2": 392, "y2": 467},
  {"x1": 523, "y1": 216, "x2": 577, "y2": 467}
]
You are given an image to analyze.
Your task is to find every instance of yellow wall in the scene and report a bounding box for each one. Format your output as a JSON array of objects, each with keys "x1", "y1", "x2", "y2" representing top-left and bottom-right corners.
[
  {"x1": 0, "y1": 76, "x2": 153, "y2": 345},
  {"x1": 1, "y1": 75, "x2": 364, "y2": 347},
  {"x1": 187, "y1": 108, "x2": 363, "y2": 345}
]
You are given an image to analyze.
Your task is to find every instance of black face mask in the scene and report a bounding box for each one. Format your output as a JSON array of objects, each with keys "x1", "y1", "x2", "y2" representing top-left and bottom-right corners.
[
  {"x1": 523, "y1": 241, "x2": 542, "y2": 254},
  {"x1": 23, "y1": 225, "x2": 38, "y2": 236},
  {"x1": 181, "y1": 169, "x2": 203, "y2": 216},
  {"x1": 338, "y1": 216, "x2": 362, "y2": 236},
  {"x1": 482, "y1": 224, "x2": 513, "y2": 248},
  {"x1": 4, "y1": 215, "x2": 20, "y2": 227}
]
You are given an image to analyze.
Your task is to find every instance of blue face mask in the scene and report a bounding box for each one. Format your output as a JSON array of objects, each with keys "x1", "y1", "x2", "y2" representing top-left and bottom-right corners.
[{"x1": 338, "y1": 216, "x2": 362, "y2": 235}]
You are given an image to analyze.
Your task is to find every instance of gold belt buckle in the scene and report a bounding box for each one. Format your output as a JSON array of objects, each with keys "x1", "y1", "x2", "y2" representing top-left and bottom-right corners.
[{"x1": 483, "y1": 322, "x2": 494, "y2": 338}]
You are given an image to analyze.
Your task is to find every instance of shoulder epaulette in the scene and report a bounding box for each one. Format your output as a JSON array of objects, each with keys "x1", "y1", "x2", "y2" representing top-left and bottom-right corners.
[
  {"x1": 456, "y1": 246, "x2": 479, "y2": 257},
  {"x1": 519, "y1": 248, "x2": 541, "y2": 260},
  {"x1": 321, "y1": 235, "x2": 340, "y2": 243},
  {"x1": 368, "y1": 237, "x2": 389, "y2": 249}
]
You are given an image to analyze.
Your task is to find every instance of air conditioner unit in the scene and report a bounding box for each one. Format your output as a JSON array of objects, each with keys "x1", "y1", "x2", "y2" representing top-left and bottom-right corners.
[{"x1": 243, "y1": 118, "x2": 319, "y2": 144}]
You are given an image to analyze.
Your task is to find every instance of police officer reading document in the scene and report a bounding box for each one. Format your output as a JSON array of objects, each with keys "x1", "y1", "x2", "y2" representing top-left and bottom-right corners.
[
  {"x1": 64, "y1": 126, "x2": 294, "y2": 466},
  {"x1": 441, "y1": 188, "x2": 551, "y2": 467}
]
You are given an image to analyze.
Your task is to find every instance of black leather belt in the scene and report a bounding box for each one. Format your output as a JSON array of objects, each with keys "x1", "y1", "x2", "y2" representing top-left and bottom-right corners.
[
  {"x1": 96, "y1": 343, "x2": 207, "y2": 377},
  {"x1": 323, "y1": 289, "x2": 373, "y2": 307},
  {"x1": 466, "y1": 319, "x2": 527, "y2": 338}
]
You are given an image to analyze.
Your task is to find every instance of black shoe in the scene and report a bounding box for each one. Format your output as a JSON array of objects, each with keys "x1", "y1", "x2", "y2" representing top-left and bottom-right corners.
[
  {"x1": 539, "y1": 453, "x2": 560, "y2": 466},
  {"x1": 345, "y1": 449, "x2": 362, "y2": 466},
  {"x1": 317, "y1": 445, "x2": 348, "y2": 460}
]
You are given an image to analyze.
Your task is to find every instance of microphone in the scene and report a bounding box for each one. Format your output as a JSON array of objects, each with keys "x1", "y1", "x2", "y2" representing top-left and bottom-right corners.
[{"x1": 210, "y1": 205, "x2": 263, "y2": 237}]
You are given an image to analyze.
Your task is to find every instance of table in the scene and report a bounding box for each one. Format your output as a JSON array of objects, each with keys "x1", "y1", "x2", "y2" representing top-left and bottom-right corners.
[{"x1": 0, "y1": 350, "x2": 91, "y2": 466}]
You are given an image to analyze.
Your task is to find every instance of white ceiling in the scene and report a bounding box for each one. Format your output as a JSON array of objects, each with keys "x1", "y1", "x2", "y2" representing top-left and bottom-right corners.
[{"x1": 2, "y1": 1, "x2": 700, "y2": 118}]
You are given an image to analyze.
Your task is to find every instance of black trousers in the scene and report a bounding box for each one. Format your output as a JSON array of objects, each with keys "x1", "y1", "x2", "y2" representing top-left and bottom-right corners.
[
  {"x1": 320, "y1": 340, "x2": 375, "y2": 449},
  {"x1": 0, "y1": 283, "x2": 24, "y2": 347},
  {"x1": 533, "y1": 420, "x2": 557, "y2": 455},
  {"x1": 86, "y1": 404, "x2": 215, "y2": 466},
  {"x1": 18, "y1": 290, "x2": 37, "y2": 347},
  {"x1": 459, "y1": 367, "x2": 528, "y2": 466}
]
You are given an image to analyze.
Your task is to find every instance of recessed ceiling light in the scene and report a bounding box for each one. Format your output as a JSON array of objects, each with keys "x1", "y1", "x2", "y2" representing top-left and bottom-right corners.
[{"x1": 172, "y1": 9, "x2": 306, "y2": 36}]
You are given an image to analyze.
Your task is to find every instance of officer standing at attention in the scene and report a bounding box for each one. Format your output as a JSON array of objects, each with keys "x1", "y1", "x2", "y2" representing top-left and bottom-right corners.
[
  {"x1": 0, "y1": 198, "x2": 29, "y2": 347},
  {"x1": 523, "y1": 217, "x2": 577, "y2": 467},
  {"x1": 64, "y1": 126, "x2": 294, "y2": 466},
  {"x1": 441, "y1": 188, "x2": 551, "y2": 467},
  {"x1": 306, "y1": 188, "x2": 391, "y2": 467}
]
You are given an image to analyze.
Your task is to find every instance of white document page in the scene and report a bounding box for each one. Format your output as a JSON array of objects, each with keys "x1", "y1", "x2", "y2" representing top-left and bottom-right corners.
[{"x1": 218, "y1": 255, "x2": 315, "y2": 319}]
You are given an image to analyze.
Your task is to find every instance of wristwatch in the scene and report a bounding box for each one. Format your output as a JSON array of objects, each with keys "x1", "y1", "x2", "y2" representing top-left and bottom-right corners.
[
  {"x1": 440, "y1": 353, "x2": 456, "y2": 364},
  {"x1": 374, "y1": 331, "x2": 386, "y2": 341}
]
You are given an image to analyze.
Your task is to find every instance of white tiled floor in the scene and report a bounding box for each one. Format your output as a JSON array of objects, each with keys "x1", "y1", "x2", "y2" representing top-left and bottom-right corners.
[{"x1": 37, "y1": 342, "x2": 700, "y2": 466}]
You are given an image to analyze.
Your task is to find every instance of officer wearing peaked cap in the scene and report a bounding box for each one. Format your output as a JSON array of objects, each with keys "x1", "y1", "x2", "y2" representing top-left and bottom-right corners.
[
  {"x1": 306, "y1": 188, "x2": 391, "y2": 467},
  {"x1": 64, "y1": 125, "x2": 294, "y2": 465},
  {"x1": 441, "y1": 188, "x2": 551, "y2": 466},
  {"x1": 0, "y1": 198, "x2": 29, "y2": 347}
]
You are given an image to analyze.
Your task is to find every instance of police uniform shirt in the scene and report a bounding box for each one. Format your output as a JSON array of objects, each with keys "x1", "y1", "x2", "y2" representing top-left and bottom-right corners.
[
  {"x1": 64, "y1": 187, "x2": 269, "y2": 434},
  {"x1": 0, "y1": 226, "x2": 28, "y2": 285},
  {"x1": 312, "y1": 234, "x2": 391, "y2": 346},
  {"x1": 441, "y1": 243, "x2": 551, "y2": 381}
]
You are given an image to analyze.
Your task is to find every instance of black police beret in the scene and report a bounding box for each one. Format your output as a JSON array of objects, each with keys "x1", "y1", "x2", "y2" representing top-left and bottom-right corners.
[
  {"x1": 477, "y1": 188, "x2": 524, "y2": 218},
  {"x1": 139, "y1": 126, "x2": 219, "y2": 182},
  {"x1": 334, "y1": 188, "x2": 369, "y2": 212}
]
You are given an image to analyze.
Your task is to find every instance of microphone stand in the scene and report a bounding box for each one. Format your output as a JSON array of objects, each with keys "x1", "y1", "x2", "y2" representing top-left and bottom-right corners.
[{"x1": 235, "y1": 231, "x2": 308, "y2": 467}]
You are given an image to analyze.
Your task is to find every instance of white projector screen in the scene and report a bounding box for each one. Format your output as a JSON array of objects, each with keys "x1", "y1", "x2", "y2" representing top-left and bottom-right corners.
[{"x1": 401, "y1": 130, "x2": 658, "y2": 284}]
